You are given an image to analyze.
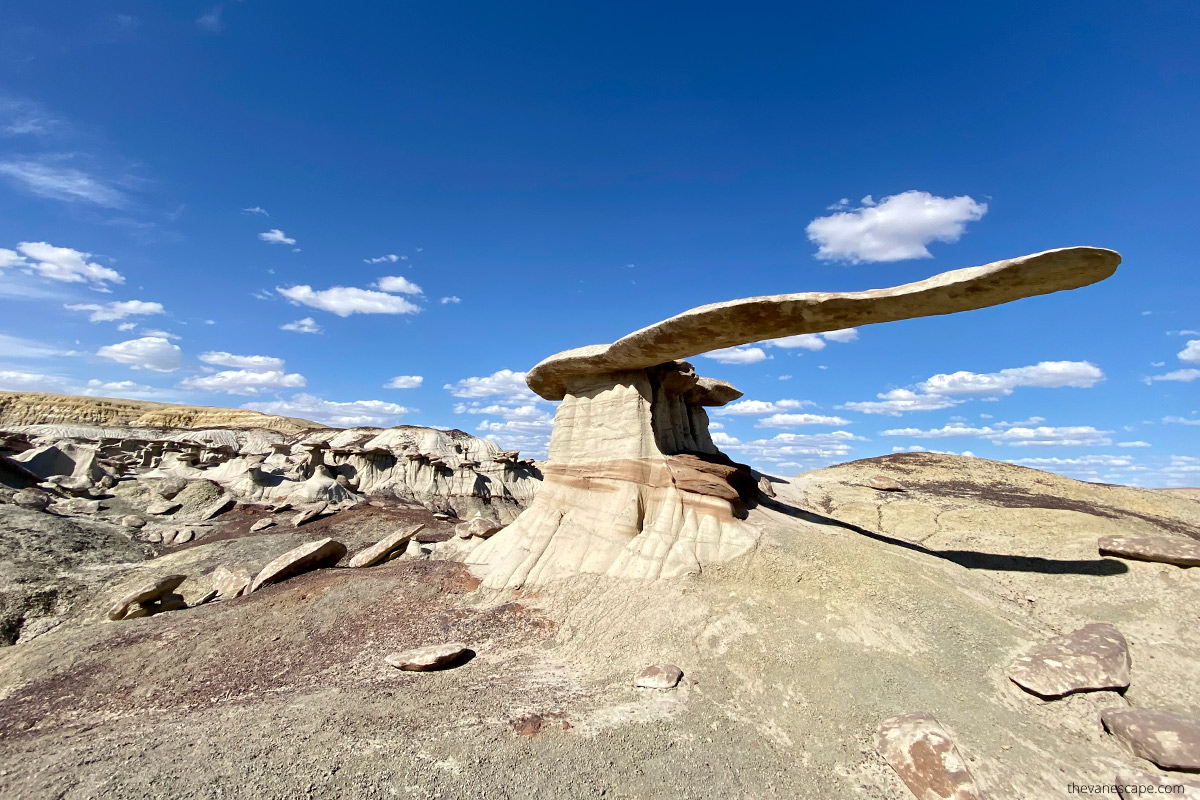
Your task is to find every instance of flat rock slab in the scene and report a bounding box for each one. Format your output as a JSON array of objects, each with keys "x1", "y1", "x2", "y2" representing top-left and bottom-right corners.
[
  {"x1": 249, "y1": 537, "x2": 346, "y2": 593},
  {"x1": 1099, "y1": 535, "x2": 1200, "y2": 568},
  {"x1": 385, "y1": 643, "x2": 470, "y2": 671},
  {"x1": 145, "y1": 500, "x2": 181, "y2": 515},
  {"x1": 13, "y1": 488, "x2": 50, "y2": 510},
  {"x1": 211, "y1": 565, "x2": 253, "y2": 598},
  {"x1": 249, "y1": 518, "x2": 276, "y2": 532},
  {"x1": 198, "y1": 495, "x2": 236, "y2": 521},
  {"x1": 635, "y1": 664, "x2": 683, "y2": 689},
  {"x1": 349, "y1": 524, "x2": 425, "y2": 567},
  {"x1": 869, "y1": 475, "x2": 906, "y2": 491},
  {"x1": 1102, "y1": 708, "x2": 1200, "y2": 772},
  {"x1": 1116, "y1": 772, "x2": 1200, "y2": 798},
  {"x1": 877, "y1": 713, "x2": 984, "y2": 800},
  {"x1": 108, "y1": 574, "x2": 188, "y2": 621},
  {"x1": 1008, "y1": 622, "x2": 1130, "y2": 699},
  {"x1": 454, "y1": 518, "x2": 502, "y2": 540},
  {"x1": 291, "y1": 502, "x2": 328, "y2": 527}
]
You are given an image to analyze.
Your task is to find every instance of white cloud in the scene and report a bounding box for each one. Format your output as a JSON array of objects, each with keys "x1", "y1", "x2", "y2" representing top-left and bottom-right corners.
[
  {"x1": 117, "y1": 322, "x2": 136, "y2": 331},
  {"x1": 376, "y1": 275, "x2": 423, "y2": 295},
  {"x1": 277, "y1": 285, "x2": 421, "y2": 316},
  {"x1": 806, "y1": 190, "x2": 987, "y2": 263},
  {"x1": 702, "y1": 346, "x2": 770, "y2": 365},
  {"x1": 243, "y1": 206, "x2": 269, "y2": 216},
  {"x1": 96, "y1": 336, "x2": 181, "y2": 372},
  {"x1": 0, "y1": 97, "x2": 61, "y2": 136},
  {"x1": 84, "y1": 379, "x2": 156, "y2": 396},
  {"x1": 244, "y1": 393, "x2": 410, "y2": 427},
  {"x1": 440, "y1": 296, "x2": 462, "y2": 304},
  {"x1": 840, "y1": 361, "x2": 1104, "y2": 415},
  {"x1": 196, "y1": 5, "x2": 223, "y2": 32},
  {"x1": 723, "y1": 430, "x2": 867, "y2": 463},
  {"x1": 820, "y1": 328, "x2": 859, "y2": 343},
  {"x1": 365, "y1": 254, "x2": 406, "y2": 264},
  {"x1": 138, "y1": 328, "x2": 180, "y2": 340},
  {"x1": 444, "y1": 369, "x2": 535, "y2": 400},
  {"x1": 1163, "y1": 416, "x2": 1200, "y2": 426},
  {"x1": 384, "y1": 375, "x2": 423, "y2": 389},
  {"x1": 1009, "y1": 455, "x2": 1134, "y2": 468},
  {"x1": 0, "y1": 332, "x2": 77, "y2": 359},
  {"x1": 714, "y1": 398, "x2": 815, "y2": 416},
  {"x1": 1117, "y1": 441, "x2": 1151, "y2": 448},
  {"x1": 281, "y1": 317, "x2": 321, "y2": 334},
  {"x1": 1177, "y1": 340, "x2": 1200, "y2": 364},
  {"x1": 258, "y1": 229, "x2": 296, "y2": 245},
  {"x1": 8, "y1": 241, "x2": 123, "y2": 287},
  {"x1": 880, "y1": 423, "x2": 1113, "y2": 447},
  {"x1": 761, "y1": 328, "x2": 859, "y2": 352},
  {"x1": 181, "y1": 369, "x2": 306, "y2": 396},
  {"x1": 64, "y1": 299, "x2": 164, "y2": 322},
  {"x1": 756, "y1": 413, "x2": 851, "y2": 428},
  {"x1": 1145, "y1": 368, "x2": 1200, "y2": 383},
  {"x1": 0, "y1": 160, "x2": 127, "y2": 207},
  {"x1": 0, "y1": 369, "x2": 71, "y2": 392},
  {"x1": 198, "y1": 351, "x2": 285, "y2": 370},
  {"x1": 711, "y1": 431, "x2": 740, "y2": 446}
]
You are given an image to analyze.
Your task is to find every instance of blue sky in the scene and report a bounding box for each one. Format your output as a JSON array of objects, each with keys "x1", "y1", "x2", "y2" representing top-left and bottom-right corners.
[{"x1": 1, "y1": 2, "x2": 1197, "y2": 486}]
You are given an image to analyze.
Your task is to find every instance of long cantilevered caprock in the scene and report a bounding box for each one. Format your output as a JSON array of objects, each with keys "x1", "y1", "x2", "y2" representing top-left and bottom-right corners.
[{"x1": 526, "y1": 247, "x2": 1120, "y2": 400}]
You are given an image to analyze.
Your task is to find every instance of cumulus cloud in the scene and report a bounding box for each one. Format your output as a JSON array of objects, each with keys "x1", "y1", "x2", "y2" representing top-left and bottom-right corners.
[
  {"x1": 723, "y1": 430, "x2": 867, "y2": 464},
  {"x1": 365, "y1": 254, "x2": 406, "y2": 264},
  {"x1": 258, "y1": 229, "x2": 296, "y2": 245},
  {"x1": 1010, "y1": 454, "x2": 1133, "y2": 468},
  {"x1": 198, "y1": 351, "x2": 285, "y2": 370},
  {"x1": 242, "y1": 206, "x2": 269, "y2": 216},
  {"x1": 0, "y1": 332, "x2": 78, "y2": 359},
  {"x1": 6, "y1": 241, "x2": 123, "y2": 287},
  {"x1": 1177, "y1": 340, "x2": 1200, "y2": 364},
  {"x1": 243, "y1": 393, "x2": 410, "y2": 427},
  {"x1": 64, "y1": 299, "x2": 164, "y2": 322},
  {"x1": 713, "y1": 399, "x2": 815, "y2": 416},
  {"x1": 443, "y1": 369, "x2": 535, "y2": 400},
  {"x1": 1117, "y1": 441, "x2": 1151, "y2": 448},
  {"x1": 880, "y1": 423, "x2": 1113, "y2": 447},
  {"x1": 702, "y1": 346, "x2": 770, "y2": 365},
  {"x1": 0, "y1": 160, "x2": 127, "y2": 207},
  {"x1": 384, "y1": 375, "x2": 423, "y2": 389},
  {"x1": 84, "y1": 379, "x2": 159, "y2": 397},
  {"x1": 1163, "y1": 416, "x2": 1200, "y2": 426},
  {"x1": 470, "y1": 405, "x2": 555, "y2": 457},
  {"x1": 806, "y1": 190, "x2": 987, "y2": 263},
  {"x1": 440, "y1": 296, "x2": 462, "y2": 304},
  {"x1": 1144, "y1": 369, "x2": 1200, "y2": 383},
  {"x1": 376, "y1": 276, "x2": 423, "y2": 295},
  {"x1": 757, "y1": 329, "x2": 859, "y2": 352},
  {"x1": 181, "y1": 369, "x2": 306, "y2": 396},
  {"x1": 281, "y1": 317, "x2": 321, "y2": 334},
  {"x1": 277, "y1": 285, "x2": 421, "y2": 316},
  {"x1": 840, "y1": 361, "x2": 1104, "y2": 415},
  {"x1": 756, "y1": 413, "x2": 851, "y2": 428},
  {"x1": 0, "y1": 369, "x2": 71, "y2": 392},
  {"x1": 96, "y1": 336, "x2": 181, "y2": 372}
]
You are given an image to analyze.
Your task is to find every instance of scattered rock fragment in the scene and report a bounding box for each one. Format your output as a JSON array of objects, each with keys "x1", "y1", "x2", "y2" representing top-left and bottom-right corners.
[
  {"x1": 877, "y1": 713, "x2": 984, "y2": 800},
  {"x1": 635, "y1": 664, "x2": 683, "y2": 689},
  {"x1": 757, "y1": 475, "x2": 776, "y2": 498},
  {"x1": 1102, "y1": 708, "x2": 1200, "y2": 772},
  {"x1": 384, "y1": 642, "x2": 470, "y2": 671},
  {"x1": 146, "y1": 530, "x2": 163, "y2": 543},
  {"x1": 1099, "y1": 535, "x2": 1200, "y2": 568},
  {"x1": 145, "y1": 500, "x2": 181, "y2": 516},
  {"x1": 291, "y1": 501, "x2": 328, "y2": 527},
  {"x1": 249, "y1": 517, "x2": 276, "y2": 532},
  {"x1": 155, "y1": 476, "x2": 188, "y2": 498},
  {"x1": 120, "y1": 515, "x2": 146, "y2": 529},
  {"x1": 455, "y1": 517, "x2": 503, "y2": 539},
  {"x1": 248, "y1": 537, "x2": 347, "y2": 593},
  {"x1": 433, "y1": 512, "x2": 453, "y2": 521},
  {"x1": 42, "y1": 475, "x2": 94, "y2": 495},
  {"x1": 349, "y1": 524, "x2": 425, "y2": 567},
  {"x1": 1115, "y1": 772, "x2": 1200, "y2": 798},
  {"x1": 198, "y1": 494, "x2": 236, "y2": 521},
  {"x1": 211, "y1": 565, "x2": 252, "y2": 598},
  {"x1": 173, "y1": 528, "x2": 195, "y2": 544},
  {"x1": 108, "y1": 574, "x2": 187, "y2": 621},
  {"x1": 61, "y1": 497, "x2": 101, "y2": 515},
  {"x1": 1008, "y1": 622, "x2": 1130, "y2": 699},
  {"x1": 868, "y1": 475, "x2": 905, "y2": 492},
  {"x1": 13, "y1": 488, "x2": 51, "y2": 511}
]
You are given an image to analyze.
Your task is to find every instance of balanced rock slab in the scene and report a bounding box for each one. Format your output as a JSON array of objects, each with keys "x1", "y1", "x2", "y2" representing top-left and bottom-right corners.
[
  {"x1": 1008, "y1": 622, "x2": 1130, "y2": 699},
  {"x1": 877, "y1": 713, "x2": 984, "y2": 800},
  {"x1": 635, "y1": 664, "x2": 683, "y2": 689},
  {"x1": 145, "y1": 500, "x2": 181, "y2": 516},
  {"x1": 868, "y1": 475, "x2": 905, "y2": 492},
  {"x1": 108, "y1": 574, "x2": 188, "y2": 621},
  {"x1": 349, "y1": 524, "x2": 424, "y2": 567},
  {"x1": 291, "y1": 502, "x2": 328, "y2": 527},
  {"x1": 249, "y1": 537, "x2": 346, "y2": 593},
  {"x1": 198, "y1": 494, "x2": 236, "y2": 521},
  {"x1": 1102, "y1": 708, "x2": 1200, "y2": 772},
  {"x1": 249, "y1": 517, "x2": 276, "y2": 532},
  {"x1": 1099, "y1": 535, "x2": 1200, "y2": 568},
  {"x1": 211, "y1": 565, "x2": 253, "y2": 598},
  {"x1": 385, "y1": 642, "x2": 470, "y2": 671},
  {"x1": 454, "y1": 517, "x2": 502, "y2": 540}
]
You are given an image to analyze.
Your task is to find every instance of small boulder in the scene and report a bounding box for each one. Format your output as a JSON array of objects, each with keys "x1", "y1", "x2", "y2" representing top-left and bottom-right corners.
[
  {"x1": 42, "y1": 475, "x2": 94, "y2": 496},
  {"x1": 249, "y1": 517, "x2": 277, "y2": 532},
  {"x1": 455, "y1": 517, "x2": 503, "y2": 540},
  {"x1": 146, "y1": 530, "x2": 163, "y2": 543},
  {"x1": 877, "y1": 713, "x2": 984, "y2": 800},
  {"x1": 155, "y1": 477, "x2": 188, "y2": 499},
  {"x1": 349, "y1": 524, "x2": 425, "y2": 567},
  {"x1": 757, "y1": 475, "x2": 776, "y2": 498},
  {"x1": 1102, "y1": 708, "x2": 1200, "y2": 772},
  {"x1": 291, "y1": 502, "x2": 328, "y2": 527},
  {"x1": 173, "y1": 528, "x2": 195, "y2": 544},
  {"x1": 635, "y1": 664, "x2": 683, "y2": 689},
  {"x1": 13, "y1": 488, "x2": 51, "y2": 511},
  {"x1": 120, "y1": 515, "x2": 146, "y2": 529},
  {"x1": 108, "y1": 574, "x2": 188, "y2": 621},
  {"x1": 198, "y1": 494, "x2": 236, "y2": 521},
  {"x1": 61, "y1": 497, "x2": 102, "y2": 515},
  {"x1": 1099, "y1": 535, "x2": 1200, "y2": 568},
  {"x1": 249, "y1": 537, "x2": 347, "y2": 593},
  {"x1": 1008, "y1": 622, "x2": 1130, "y2": 699},
  {"x1": 868, "y1": 475, "x2": 905, "y2": 492},
  {"x1": 145, "y1": 500, "x2": 181, "y2": 516},
  {"x1": 384, "y1": 642, "x2": 470, "y2": 671},
  {"x1": 211, "y1": 565, "x2": 252, "y2": 598}
]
